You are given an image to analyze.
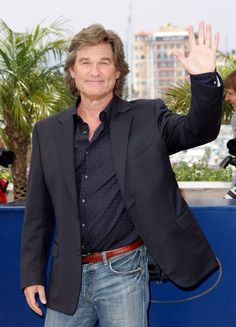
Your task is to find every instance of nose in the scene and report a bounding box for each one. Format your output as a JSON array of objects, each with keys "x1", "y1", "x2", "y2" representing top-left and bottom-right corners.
[
  {"x1": 90, "y1": 64, "x2": 100, "y2": 76},
  {"x1": 225, "y1": 93, "x2": 230, "y2": 102}
]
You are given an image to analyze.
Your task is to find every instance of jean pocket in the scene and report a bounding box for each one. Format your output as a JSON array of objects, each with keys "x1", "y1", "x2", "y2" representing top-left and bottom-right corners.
[{"x1": 108, "y1": 247, "x2": 146, "y2": 275}]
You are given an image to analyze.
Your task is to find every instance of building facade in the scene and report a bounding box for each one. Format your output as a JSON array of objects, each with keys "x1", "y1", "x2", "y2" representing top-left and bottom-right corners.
[{"x1": 133, "y1": 23, "x2": 190, "y2": 98}]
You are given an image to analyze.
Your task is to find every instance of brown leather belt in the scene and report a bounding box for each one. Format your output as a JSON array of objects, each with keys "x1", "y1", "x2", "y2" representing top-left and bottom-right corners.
[{"x1": 81, "y1": 239, "x2": 144, "y2": 264}]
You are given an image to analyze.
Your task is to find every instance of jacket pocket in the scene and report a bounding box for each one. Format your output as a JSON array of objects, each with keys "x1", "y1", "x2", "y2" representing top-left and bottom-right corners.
[{"x1": 175, "y1": 208, "x2": 195, "y2": 231}]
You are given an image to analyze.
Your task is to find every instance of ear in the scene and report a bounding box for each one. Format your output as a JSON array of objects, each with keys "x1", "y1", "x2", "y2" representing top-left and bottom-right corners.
[
  {"x1": 69, "y1": 67, "x2": 75, "y2": 79},
  {"x1": 116, "y1": 71, "x2": 121, "y2": 79}
]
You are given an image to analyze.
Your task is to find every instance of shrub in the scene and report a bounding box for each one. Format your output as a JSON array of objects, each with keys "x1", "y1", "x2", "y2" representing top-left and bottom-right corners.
[{"x1": 172, "y1": 161, "x2": 233, "y2": 182}]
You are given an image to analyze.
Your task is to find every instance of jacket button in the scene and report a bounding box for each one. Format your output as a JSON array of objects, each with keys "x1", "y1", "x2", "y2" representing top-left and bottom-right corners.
[{"x1": 77, "y1": 249, "x2": 80, "y2": 255}]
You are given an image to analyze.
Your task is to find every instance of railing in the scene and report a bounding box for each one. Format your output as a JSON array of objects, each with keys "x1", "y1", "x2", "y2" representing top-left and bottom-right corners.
[{"x1": 1, "y1": 199, "x2": 236, "y2": 327}]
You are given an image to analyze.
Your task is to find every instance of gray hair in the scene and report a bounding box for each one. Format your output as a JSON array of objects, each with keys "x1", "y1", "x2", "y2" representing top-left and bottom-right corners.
[{"x1": 64, "y1": 24, "x2": 129, "y2": 97}]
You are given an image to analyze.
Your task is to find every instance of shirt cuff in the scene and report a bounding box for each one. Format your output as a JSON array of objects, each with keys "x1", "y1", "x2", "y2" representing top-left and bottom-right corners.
[{"x1": 190, "y1": 72, "x2": 221, "y2": 87}]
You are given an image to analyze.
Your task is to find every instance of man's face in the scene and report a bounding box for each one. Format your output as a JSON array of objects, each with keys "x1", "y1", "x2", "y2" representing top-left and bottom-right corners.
[
  {"x1": 225, "y1": 88, "x2": 236, "y2": 111},
  {"x1": 69, "y1": 43, "x2": 120, "y2": 101}
]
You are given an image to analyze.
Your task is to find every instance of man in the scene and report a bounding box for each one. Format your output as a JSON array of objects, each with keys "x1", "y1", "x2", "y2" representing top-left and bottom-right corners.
[
  {"x1": 21, "y1": 22, "x2": 222, "y2": 327},
  {"x1": 224, "y1": 71, "x2": 236, "y2": 195},
  {"x1": 225, "y1": 70, "x2": 236, "y2": 137}
]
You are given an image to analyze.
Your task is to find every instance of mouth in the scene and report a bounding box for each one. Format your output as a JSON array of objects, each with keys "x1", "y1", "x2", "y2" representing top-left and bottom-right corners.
[{"x1": 85, "y1": 80, "x2": 104, "y2": 83}]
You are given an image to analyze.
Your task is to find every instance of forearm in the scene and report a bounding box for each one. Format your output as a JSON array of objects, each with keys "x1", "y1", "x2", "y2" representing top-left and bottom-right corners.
[
  {"x1": 163, "y1": 72, "x2": 223, "y2": 154},
  {"x1": 20, "y1": 206, "x2": 54, "y2": 289},
  {"x1": 187, "y1": 72, "x2": 222, "y2": 137},
  {"x1": 20, "y1": 124, "x2": 54, "y2": 289}
]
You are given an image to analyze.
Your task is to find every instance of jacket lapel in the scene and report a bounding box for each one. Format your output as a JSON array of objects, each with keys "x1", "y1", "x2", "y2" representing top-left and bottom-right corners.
[
  {"x1": 55, "y1": 107, "x2": 78, "y2": 207},
  {"x1": 110, "y1": 97, "x2": 133, "y2": 197},
  {"x1": 53, "y1": 97, "x2": 132, "y2": 204}
]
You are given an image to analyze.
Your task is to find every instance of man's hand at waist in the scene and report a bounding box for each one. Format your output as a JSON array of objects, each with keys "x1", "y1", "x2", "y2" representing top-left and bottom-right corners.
[{"x1": 24, "y1": 284, "x2": 47, "y2": 316}]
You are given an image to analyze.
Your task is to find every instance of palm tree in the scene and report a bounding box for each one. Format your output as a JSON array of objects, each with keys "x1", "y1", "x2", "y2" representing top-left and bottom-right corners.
[
  {"x1": 164, "y1": 52, "x2": 236, "y2": 123},
  {"x1": 164, "y1": 81, "x2": 191, "y2": 116},
  {"x1": 217, "y1": 51, "x2": 236, "y2": 77},
  {"x1": 0, "y1": 19, "x2": 73, "y2": 200}
]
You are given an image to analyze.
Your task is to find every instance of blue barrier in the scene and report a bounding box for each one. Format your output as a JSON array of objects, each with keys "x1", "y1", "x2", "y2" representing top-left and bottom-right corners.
[{"x1": 0, "y1": 199, "x2": 236, "y2": 326}]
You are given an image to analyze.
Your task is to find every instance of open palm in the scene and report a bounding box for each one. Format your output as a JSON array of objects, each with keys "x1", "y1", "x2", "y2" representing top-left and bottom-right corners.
[{"x1": 173, "y1": 21, "x2": 220, "y2": 75}]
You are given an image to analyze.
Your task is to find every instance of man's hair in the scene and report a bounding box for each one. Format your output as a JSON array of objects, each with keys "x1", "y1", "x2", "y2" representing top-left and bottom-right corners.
[
  {"x1": 64, "y1": 24, "x2": 130, "y2": 97},
  {"x1": 224, "y1": 70, "x2": 236, "y2": 92}
]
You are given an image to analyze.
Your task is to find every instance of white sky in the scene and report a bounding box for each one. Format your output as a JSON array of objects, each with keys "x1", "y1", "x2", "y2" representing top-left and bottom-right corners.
[{"x1": 1, "y1": 0, "x2": 235, "y2": 52}]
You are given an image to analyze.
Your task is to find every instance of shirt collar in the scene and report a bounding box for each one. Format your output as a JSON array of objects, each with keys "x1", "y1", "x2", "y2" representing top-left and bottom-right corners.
[{"x1": 73, "y1": 96, "x2": 114, "y2": 124}]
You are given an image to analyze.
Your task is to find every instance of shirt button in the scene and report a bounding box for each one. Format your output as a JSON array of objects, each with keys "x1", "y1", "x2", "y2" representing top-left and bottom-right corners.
[
  {"x1": 82, "y1": 223, "x2": 86, "y2": 227},
  {"x1": 83, "y1": 130, "x2": 87, "y2": 134},
  {"x1": 81, "y1": 198, "x2": 86, "y2": 203},
  {"x1": 84, "y1": 175, "x2": 88, "y2": 179},
  {"x1": 85, "y1": 151, "x2": 89, "y2": 155},
  {"x1": 81, "y1": 245, "x2": 85, "y2": 249}
]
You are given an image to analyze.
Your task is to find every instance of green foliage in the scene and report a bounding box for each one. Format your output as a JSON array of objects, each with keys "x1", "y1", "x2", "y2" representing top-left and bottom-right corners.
[
  {"x1": 164, "y1": 52, "x2": 236, "y2": 124},
  {"x1": 217, "y1": 51, "x2": 236, "y2": 77},
  {"x1": 164, "y1": 81, "x2": 191, "y2": 116},
  {"x1": 0, "y1": 18, "x2": 73, "y2": 138},
  {"x1": 172, "y1": 161, "x2": 233, "y2": 182},
  {"x1": 0, "y1": 19, "x2": 74, "y2": 198},
  {"x1": 0, "y1": 167, "x2": 11, "y2": 181}
]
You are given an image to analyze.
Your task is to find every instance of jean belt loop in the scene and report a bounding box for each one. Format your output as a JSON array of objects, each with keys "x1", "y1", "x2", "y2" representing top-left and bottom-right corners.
[{"x1": 101, "y1": 251, "x2": 108, "y2": 265}]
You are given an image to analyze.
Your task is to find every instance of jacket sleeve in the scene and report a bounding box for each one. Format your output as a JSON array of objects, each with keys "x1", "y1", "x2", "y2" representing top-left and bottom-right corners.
[
  {"x1": 20, "y1": 123, "x2": 54, "y2": 289},
  {"x1": 155, "y1": 72, "x2": 223, "y2": 155}
]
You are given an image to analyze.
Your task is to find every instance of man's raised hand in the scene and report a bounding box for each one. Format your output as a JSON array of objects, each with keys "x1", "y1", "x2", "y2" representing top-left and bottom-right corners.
[{"x1": 172, "y1": 21, "x2": 220, "y2": 75}]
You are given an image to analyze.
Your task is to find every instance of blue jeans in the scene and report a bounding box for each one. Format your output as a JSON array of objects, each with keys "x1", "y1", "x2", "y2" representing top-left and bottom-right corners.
[{"x1": 44, "y1": 245, "x2": 149, "y2": 327}]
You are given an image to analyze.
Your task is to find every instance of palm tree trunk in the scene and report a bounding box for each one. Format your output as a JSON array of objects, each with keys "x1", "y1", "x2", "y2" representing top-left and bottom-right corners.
[
  {"x1": 10, "y1": 142, "x2": 29, "y2": 200},
  {"x1": 5, "y1": 117, "x2": 29, "y2": 200}
]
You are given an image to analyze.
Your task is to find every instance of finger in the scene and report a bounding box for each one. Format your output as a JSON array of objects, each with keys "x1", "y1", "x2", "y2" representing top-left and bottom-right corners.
[
  {"x1": 198, "y1": 21, "x2": 205, "y2": 46},
  {"x1": 24, "y1": 287, "x2": 43, "y2": 316},
  {"x1": 187, "y1": 25, "x2": 196, "y2": 49},
  {"x1": 212, "y1": 32, "x2": 220, "y2": 52},
  {"x1": 38, "y1": 286, "x2": 47, "y2": 305},
  {"x1": 172, "y1": 49, "x2": 187, "y2": 70},
  {"x1": 205, "y1": 24, "x2": 212, "y2": 48},
  {"x1": 25, "y1": 290, "x2": 43, "y2": 316}
]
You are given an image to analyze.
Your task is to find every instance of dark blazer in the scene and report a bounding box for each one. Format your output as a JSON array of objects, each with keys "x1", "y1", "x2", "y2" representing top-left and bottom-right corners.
[{"x1": 21, "y1": 75, "x2": 223, "y2": 314}]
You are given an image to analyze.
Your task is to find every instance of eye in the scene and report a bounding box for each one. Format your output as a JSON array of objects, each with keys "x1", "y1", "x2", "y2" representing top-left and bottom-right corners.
[{"x1": 79, "y1": 60, "x2": 90, "y2": 65}]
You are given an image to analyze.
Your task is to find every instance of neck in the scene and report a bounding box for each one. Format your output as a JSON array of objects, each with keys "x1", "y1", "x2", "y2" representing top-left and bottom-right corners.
[{"x1": 77, "y1": 93, "x2": 113, "y2": 121}]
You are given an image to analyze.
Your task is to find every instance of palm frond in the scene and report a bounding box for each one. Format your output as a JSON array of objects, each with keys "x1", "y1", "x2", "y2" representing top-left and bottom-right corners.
[
  {"x1": 0, "y1": 19, "x2": 72, "y2": 136},
  {"x1": 164, "y1": 81, "x2": 191, "y2": 115}
]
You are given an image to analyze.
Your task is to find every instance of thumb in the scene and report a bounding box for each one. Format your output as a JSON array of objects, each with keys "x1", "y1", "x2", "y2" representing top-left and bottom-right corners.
[
  {"x1": 38, "y1": 285, "x2": 47, "y2": 304},
  {"x1": 172, "y1": 49, "x2": 184, "y2": 62}
]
